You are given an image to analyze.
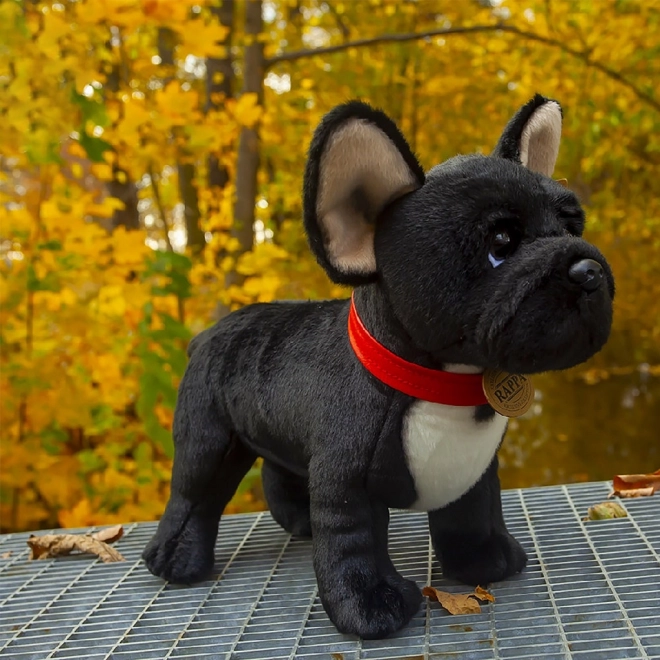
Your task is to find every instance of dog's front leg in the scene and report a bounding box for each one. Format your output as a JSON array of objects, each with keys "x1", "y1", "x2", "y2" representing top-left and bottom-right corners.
[
  {"x1": 310, "y1": 459, "x2": 421, "y2": 639},
  {"x1": 428, "y1": 456, "x2": 527, "y2": 585}
]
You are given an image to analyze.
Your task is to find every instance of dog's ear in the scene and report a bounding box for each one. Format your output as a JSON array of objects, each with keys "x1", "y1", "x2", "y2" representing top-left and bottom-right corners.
[
  {"x1": 303, "y1": 101, "x2": 425, "y2": 285},
  {"x1": 492, "y1": 94, "x2": 562, "y2": 177}
]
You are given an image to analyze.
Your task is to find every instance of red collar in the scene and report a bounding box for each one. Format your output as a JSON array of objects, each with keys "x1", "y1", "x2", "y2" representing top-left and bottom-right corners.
[{"x1": 348, "y1": 295, "x2": 488, "y2": 406}]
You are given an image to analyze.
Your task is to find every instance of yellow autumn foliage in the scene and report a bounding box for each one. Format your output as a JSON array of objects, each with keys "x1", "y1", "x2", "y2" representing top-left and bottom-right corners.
[{"x1": 1, "y1": 0, "x2": 658, "y2": 532}]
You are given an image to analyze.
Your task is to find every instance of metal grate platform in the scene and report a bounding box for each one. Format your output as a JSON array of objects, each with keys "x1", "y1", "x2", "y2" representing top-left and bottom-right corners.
[{"x1": 1, "y1": 481, "x2": 659, "y2": 659}]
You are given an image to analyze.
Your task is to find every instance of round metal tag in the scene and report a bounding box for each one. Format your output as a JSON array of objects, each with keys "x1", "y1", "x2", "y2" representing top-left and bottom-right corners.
[{"x1": 482, "y1": 369, "x2": 534, "y2": 418}]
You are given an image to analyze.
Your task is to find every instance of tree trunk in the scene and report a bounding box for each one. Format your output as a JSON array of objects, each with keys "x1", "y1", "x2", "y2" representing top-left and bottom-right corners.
[
  {"x1": 178, "y1": 161, "x2": 205, "y2": 250},
  {"x1": 207, "y1": 0, "x2": 234, "y2": 191},
  {"x1": 225, "y1": 0, "x2": 263, "y2": 296},
  {"x1": 108, "y1": 166, "x2": 140, "y2": 230},
  {"x1": 156, "y1": 26, "x2": 206, "y2": 254},
  {"x1": 157, "y1": 26, "x2": 176, "y2": 69},
  {"x1": 105, "y1": 38, "x2": 140, "y2": 231},
  {"x1": 161, "y1": 2, "x2": 235, "y2": 254}
]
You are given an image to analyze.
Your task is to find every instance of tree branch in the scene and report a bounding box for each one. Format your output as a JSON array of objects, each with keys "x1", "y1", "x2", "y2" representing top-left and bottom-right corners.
[
  {"x1": 206, "y1": 0, "x2": 234, "y2": 191},
  {"x1": 326, "y1": 1, "x2": 350, "y2": 41},
  {"x1": 502, "y1": 25, "x2": 659, "y2": 113},
  {"x1": 147, "y1": 164, "x2": 174, "y2": 252},
  {"x1": 265, "y1": 23, "x2": 503, "y2": 65},
  {"x1": 265, "y1": 23, "x2": 659, "y2": 113}
]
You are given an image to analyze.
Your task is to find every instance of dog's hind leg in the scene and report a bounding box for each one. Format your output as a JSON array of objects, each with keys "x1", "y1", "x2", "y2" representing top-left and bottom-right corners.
[
  {"x1": 143, "y1": 363, "x2": 256, "y2": 583},
  {"x1": 262, "y1": 460, "x2": 312, "y2": 538}
]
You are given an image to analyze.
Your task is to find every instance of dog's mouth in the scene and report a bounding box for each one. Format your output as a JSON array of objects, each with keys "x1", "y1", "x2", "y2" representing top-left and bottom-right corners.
[{"x1": 474, "y1": 238, "x2": 614, "y2": 374}]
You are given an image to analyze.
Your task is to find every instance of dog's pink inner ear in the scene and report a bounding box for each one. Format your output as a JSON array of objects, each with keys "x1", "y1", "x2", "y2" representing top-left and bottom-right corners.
[
  {"x1": 316, "y1": 118, "x2": 419, "y2": 275},
  {"x1": 519, "y1": 101, "x2": 562, "y2": 177}
]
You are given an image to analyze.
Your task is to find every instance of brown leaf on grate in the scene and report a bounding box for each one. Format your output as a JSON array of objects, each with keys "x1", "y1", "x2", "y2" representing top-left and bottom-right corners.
[
  {"x1": 612, "y1": 486, "x2": 655, "y2": 498},
  {"x1": 585, "y1": 501, "x2": 628, "y2": 520},
  {"x1": 422, "y1": 585, "x2": 495, "y2": 615},
  {"x1": 27, "y1": 526, "x2": 125, "y2": 563},
  {"x1": 474, "y1": 585, "x2": 495, "y2": 603},
  {"x1": 92, "y1": 525, "x2": 124, "y2": 544},
  {"x1": 1, "y1": 551, "x2": 12, "y2": 559},
  {"x1": 609, "y1": 470, "x2": 660, "y2": 498}
]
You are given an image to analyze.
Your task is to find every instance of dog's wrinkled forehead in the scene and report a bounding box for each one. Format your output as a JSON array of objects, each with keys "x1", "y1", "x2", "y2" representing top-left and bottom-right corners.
[
  {"x1": 426, "y1": 153, "x2": 562, "y2": 193},
  {"x1": 423, "y1": 154, "x2": 584, "y2": 237}
]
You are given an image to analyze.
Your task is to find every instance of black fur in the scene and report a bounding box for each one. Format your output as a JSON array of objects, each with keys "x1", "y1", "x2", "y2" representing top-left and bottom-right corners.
[
  {"x1": 429, "y1": 455, "x2": 526, "y2": 585},
  {"x1": 143, "y1": 97, "x2": 614, "y2": 639},
  {"x1": 375, "y1": 155, "x2": 614, "y2": 373}
]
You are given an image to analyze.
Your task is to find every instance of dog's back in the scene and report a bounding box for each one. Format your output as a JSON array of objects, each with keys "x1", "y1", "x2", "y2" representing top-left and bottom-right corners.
[{"x1": 182, "y1": 298, "x2": 365, "y2": 472}]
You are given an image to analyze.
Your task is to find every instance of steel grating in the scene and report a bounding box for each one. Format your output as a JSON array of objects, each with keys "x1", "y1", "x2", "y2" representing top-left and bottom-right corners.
[{"x1": 0, "y1": 481, "x2": 659, "y2": 660}]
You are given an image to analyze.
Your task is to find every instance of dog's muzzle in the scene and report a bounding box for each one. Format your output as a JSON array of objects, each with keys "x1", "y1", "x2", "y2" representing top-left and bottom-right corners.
[{"x1": 474, "y1": 236, "x2": 614, "y2": 373}]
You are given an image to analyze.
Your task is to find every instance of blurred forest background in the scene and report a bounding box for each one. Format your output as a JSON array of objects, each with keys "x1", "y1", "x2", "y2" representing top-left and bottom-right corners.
[{"x1": 1, "y1": 0, "x2": 658, "y2": 533}]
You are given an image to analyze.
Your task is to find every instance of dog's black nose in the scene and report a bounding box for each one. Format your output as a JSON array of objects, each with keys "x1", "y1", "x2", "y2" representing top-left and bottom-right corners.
[{"x1": 568, "y1": 258, "x2": 603, "y2": 292}]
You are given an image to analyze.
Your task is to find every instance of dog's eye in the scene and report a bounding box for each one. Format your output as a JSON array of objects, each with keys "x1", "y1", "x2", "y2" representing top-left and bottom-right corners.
[{"x1": 489, "y1": 230, "x2": 514, "y2": 268}]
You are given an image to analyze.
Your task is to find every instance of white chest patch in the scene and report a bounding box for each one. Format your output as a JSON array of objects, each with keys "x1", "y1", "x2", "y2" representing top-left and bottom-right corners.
[{"x1": 403, "y1": 401, "x2": 507, "y2": 512}]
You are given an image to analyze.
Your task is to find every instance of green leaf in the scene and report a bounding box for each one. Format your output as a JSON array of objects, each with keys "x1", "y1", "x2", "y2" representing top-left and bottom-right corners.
[
  {"x1": 151, "y1": 285, "x2": 177, "y2": 297},
  {"x1": 165, "y1": 348, "x2": 189, "y2": 377},
  {"x1": 90, "y1": 404, "x2": 119, "y2": 434},
  {"x1": 144, "y1": 417, "x2": 174, "y2": 458},
  {"x1": 140, "y1": 356, "x2": 174, "y2": 387},
  {"x1": 27, "y1": 264, "x2": 60, "y2": 292},
  {"x1": 70, "y1": 89, "x2": 109, "y2": 127},
  {"x1": 40, "y1": 424, "x2": 69, "y2": 455},
  {"x1": 26, "y1": 137, "x2": 63, "y2": 165},
  {"x1": 168, "y1": 271, "x2": 192, "y2": 298},
  {"x1": 235, "y1": 466, "x2": 262, "y2": 496},
  {"x1": 134, "y1": 441, "x2": 153, "y2": 468},
  {"x1": 168, "y1": 252, "x2": 193, "y2": 270},
  {"x1": 37, "y1": 240, "x2": 63, "y2": 251},
  {"x1": 160, "y1": 386, "x2": 177, "y2": 409},
  {"x1": 79, "y1": 132, "x2": 113, "y2": 163},
  {"x1": 77, "y1": 449, "x2": 106, "y2": 474},
  {"x1": 136, "y1": 372, "x2": 160, "y2": 419},
  {"x1": 159, "y1": 313, "x2": 192, "y2": 340}
]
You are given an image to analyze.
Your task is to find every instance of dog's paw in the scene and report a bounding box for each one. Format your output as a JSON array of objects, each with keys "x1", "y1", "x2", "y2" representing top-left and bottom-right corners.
[
  {"x1": 325, "y1": 575, "x2": 422, "y2": 639},
  {"x1": 142, "y1": 513, "x2": 216, "y2": 584},
  {"x1": 440, "y1": 531, "x2": 527, "y2": 586}
]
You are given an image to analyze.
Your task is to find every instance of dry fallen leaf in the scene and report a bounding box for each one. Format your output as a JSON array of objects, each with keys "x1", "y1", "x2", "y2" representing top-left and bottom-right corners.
[
  {"x1": 422, "y1": 585, "x2": 495, "y2": 615},
  {"x1": 474, "y1": 585, "x2": 495, "y2": 603},
  {"x1": 612, "y1": 486, "x2": 655, "y2": 498},
  {"x1": 609, "y1": 470, "x2": 660, "y2": 498},
  {"x1": 27, "y1": 525, "x2": 125, "y2": 563},
  {"x1": 585, "y1": 502, "x2": 628, "y2": 520},
  {"x1": 1, "y1": 551, "x2": 12, "y2": 559},
  {"x1": 92, "y1": 524, "x2": 124, "y2": 544}
]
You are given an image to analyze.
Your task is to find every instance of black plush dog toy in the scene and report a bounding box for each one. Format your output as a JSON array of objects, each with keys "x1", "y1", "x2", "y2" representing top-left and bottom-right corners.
[{"x1": 144, "y1": 94, "x2": 614, "y2": 639}]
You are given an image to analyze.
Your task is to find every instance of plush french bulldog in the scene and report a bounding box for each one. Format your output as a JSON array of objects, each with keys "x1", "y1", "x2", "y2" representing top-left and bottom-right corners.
[{"x1": 143, "y1": 94, "x2": 614, "y2": 639}]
